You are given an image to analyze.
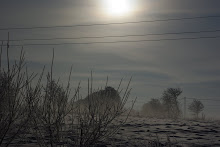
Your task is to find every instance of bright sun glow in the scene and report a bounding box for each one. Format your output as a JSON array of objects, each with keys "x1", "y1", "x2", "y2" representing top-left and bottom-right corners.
[{"x1": 103, "y1": 0, "x2": 133, "y2": 17}]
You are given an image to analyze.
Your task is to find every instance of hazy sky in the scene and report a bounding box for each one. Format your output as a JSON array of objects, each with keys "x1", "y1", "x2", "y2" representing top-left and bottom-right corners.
[{"x1": 1, "y1": 0, "x2": 220, "y2": 118}]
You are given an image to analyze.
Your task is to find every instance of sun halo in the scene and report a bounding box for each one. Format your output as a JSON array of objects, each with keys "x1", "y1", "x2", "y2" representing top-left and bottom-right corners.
[{"x1": 103, "y1": 0, "x2": 133, "y2": 17}]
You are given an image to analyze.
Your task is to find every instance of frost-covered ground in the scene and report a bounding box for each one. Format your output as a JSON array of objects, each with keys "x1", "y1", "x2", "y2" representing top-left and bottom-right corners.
[
  {"x1": 7, "y1": 116, "x2": 220, "y2": 147},
  {"x1": 104, "y1": 116, "x2": 220, "y2": 147}
]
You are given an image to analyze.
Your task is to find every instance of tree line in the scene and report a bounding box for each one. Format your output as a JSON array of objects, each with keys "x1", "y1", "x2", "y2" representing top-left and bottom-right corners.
[{"x1": 141, "y1": 88, "x2": 204, "y2": 119}]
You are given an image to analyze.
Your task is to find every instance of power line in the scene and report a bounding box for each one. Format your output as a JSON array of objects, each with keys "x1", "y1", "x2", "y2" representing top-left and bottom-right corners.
[
  {"x1": 185, "y1": 97, "x2": 220, "y2": 102},
  {"x1": 3, "y1": 35, "x2": 220, "y2": 47},
  {"x1": 205, "y1": 105, "x2": 220, "y2": 107},
  {"x1": 1, "y1": 15, "x2": 220, "y2": 31},
  {"x1": 1, "y1": 29, "x2": 220, "y2": 42}
]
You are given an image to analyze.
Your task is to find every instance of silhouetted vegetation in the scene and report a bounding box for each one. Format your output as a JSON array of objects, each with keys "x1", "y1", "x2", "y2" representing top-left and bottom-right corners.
[
  {"x1": 161, "y1": 88, "x2": 182, "y2": 119},
  {"x1": 141, "y1": 98, "x2": 164, "y2": 118},
  {"x1": 0, "y1": 45, "x2": 134, "y2": 146},
  {"x1": 188, "y1": 99, "x2": 204, "y2": 119},
  {"x1": 141, "y1": 88, "x2": 182, "y2": 119},
  {"x1": 0, "y1": 47, "x2": 37, "y2": 146},
  {"x1": 1, "y1": 40, "x2": 217, "y2": 147}
]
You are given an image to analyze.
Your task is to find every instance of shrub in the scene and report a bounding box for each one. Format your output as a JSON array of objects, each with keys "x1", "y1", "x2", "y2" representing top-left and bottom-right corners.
[
  {"x1": 0, "y1": 47, "x2": 37, "y2": 146},
  {"x1": 68, "y1": 77, "x2": 133, "y2": 146},
  {"x1": 27, "y1": 51, "x2": 134, "y2": 146},
  {"x1": 0, "y1": 44, "x2": 134, "y2": 146}
]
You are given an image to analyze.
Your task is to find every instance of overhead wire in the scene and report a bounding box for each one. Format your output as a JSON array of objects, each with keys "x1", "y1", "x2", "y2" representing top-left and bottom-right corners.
[
  {"x1": 0, "y1": 15, "x2": 220, "y2": 31},
  {"x1": 0, "y1": 15, "x2": 219, "y2": 46},
  {"x1": 1, "y1": 29, "x2": 220, "y2": 42},
  {"x1": 183, "y1": 97, "x2": 220, "y2": 102},
  {"x1": 2, "y1": 35, "x2": 220, "y2": 47}
]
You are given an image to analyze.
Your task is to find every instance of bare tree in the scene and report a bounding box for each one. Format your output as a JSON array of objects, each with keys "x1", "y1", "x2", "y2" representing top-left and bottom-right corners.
[
  {"x1": 188, "y1": 99, "x2": 204, "y2": 119},
  {"x1": 161, "y1": 88, "x2": 182, "y2": 119}
]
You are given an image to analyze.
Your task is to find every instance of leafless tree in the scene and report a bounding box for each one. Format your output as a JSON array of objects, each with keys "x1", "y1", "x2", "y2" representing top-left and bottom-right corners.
[
  {"x1": 188, "y1": 99, "x2": 204, "y2": 119},
  {"x1": 161, "y1": 88, "x2": 182, "y2": 119}
]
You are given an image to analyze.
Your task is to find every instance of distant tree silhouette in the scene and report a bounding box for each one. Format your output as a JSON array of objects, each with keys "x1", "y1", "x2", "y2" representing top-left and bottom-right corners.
[
  {"x1": 188, "y1": 99, "x2": 204, "y2": 119},
  {"x1": 161, "y1": 88, "x2": 182, "y2": 119},
  {"x1": 88, "y1": 86, "x2": 121, "y2": 102},
  {"x1": 78, "y1": 86, "x2": 121, "y2": 113},
  {"x1": 141, "y1": 98, "x2": 163, "y2": 118}
]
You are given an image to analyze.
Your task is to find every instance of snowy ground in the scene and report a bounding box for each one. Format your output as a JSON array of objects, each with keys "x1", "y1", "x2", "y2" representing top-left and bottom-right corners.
[
  {"x1": 104, "y1": 116, "x2": 220, "y2": 147},
  {"x1": 6, "y1": 116, "x2": 220, "y2": 147}
]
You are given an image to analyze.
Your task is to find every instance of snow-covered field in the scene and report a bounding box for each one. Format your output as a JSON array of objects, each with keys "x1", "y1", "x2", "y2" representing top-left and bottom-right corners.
[
  {"x1": 105, "y1": 116, "x2": 220, "y2": 147},
  {"x1": 7, "y1": 116, "x2": 220, "y2": 147}
]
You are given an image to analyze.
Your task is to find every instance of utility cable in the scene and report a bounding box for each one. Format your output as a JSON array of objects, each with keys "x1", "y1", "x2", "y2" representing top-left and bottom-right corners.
[
  {"x1": 3, "y1": 35, "x2": 220, "y2": 47},
  {"x1": 1, "y1": 29, "x2": 220, "y2": 42},
  {"x1": 1, "y1": 15, "x2": 220, "y2": 31}
]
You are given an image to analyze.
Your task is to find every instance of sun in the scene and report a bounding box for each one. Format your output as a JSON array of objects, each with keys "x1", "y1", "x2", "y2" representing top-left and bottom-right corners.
[{"x1": 103, "y1": 0, "x2": 133, "y2": 17}]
